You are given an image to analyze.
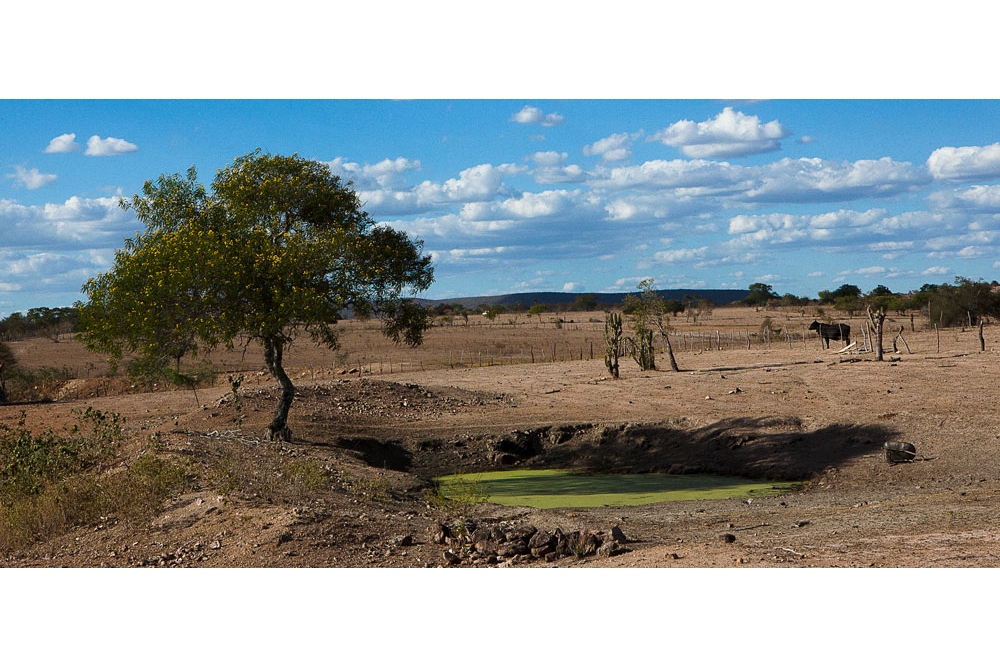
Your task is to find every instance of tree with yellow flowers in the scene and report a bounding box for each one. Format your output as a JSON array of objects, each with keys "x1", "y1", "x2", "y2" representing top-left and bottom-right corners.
[{"x1": 79, "y1": 151, "x2": 434, "y2": 441}]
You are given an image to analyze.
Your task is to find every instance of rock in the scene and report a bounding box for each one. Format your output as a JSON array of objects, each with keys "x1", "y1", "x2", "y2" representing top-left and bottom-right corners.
[
  {"x1": 443, "y1": 550, "x2": 461, "y2": 565},
  {"x1": 473, "y1": 540, "x2": 498, "y2": 556},
  {"x1": 390, "y1": 534, "x2": 414, "y2": 547},
  {"x1": 210, "y1": 540, "x2": 222, "y2": 550},
  {"x1": 505, "y1": 525, "x2": 537, "y2": 543},
  {"x1": 609, "y1": 525, "x2": 628, "y2": 543},
  {"x1": 793, "y1": 520, "x2": 810, "y2": 528},
  {"x1": 430, "y1": 523, "x2": 450, "y2": 545},
  {"x1": 597, "y1": 541, "x2": 625, "y2": 558},
  {"x1": 566, "y1": 531, "x2": 601, "y2": 557},
  {"x1": 528, "y1": 530, "x2": 556, "y2": 551},
  {"x1": 720, "y1": 533, "x2": 736, "y2": 544},
  {"x1": 470, "y1": 526, "x2": 494, "y2": 544}
]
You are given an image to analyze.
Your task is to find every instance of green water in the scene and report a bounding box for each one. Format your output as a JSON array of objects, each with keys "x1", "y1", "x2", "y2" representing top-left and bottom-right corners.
[{"x1": 435, "y1": 469, "x2": 800, "y2": 509}]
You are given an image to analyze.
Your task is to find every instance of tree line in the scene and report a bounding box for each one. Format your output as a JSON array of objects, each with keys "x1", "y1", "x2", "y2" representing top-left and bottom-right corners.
[
  {"x1": 0, "y1": 307, "x2": 80, "y2": 342},
  {"x1": 744, "y1": 279, "x2": 1000, "y2": 326}
]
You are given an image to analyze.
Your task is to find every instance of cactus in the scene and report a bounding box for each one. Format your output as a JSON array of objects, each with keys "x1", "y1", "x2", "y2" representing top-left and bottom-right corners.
[
  {"x1": 630, "y1": 328, "x2": 656, "y2": 371},
  {"x1": 604, "y1": 312, "x2": 623, "y2": 378}
]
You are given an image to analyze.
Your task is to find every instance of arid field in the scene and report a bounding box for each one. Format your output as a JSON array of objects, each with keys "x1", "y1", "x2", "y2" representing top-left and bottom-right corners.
[{"x1": 2, "y1": 305, "x2": 998, "y2": 568}]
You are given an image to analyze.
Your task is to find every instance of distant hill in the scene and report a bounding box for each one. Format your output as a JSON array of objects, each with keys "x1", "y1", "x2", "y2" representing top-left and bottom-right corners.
[{"x1": 415, "y1": 288, "x2": 750, "y2": 310}]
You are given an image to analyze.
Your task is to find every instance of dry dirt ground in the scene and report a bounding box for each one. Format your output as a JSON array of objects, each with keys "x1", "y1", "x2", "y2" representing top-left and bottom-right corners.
[{"x1": 2, "y1": 308, "x2": 999, "y2": 568}]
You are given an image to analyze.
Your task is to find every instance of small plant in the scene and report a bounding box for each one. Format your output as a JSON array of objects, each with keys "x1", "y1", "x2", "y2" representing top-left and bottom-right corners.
[
  {"x1": 0, "y1": 408, "x2": 190, "y2": 551},
  {"x1": 349, "y1": 476, "x2": 392, "y2": 501},
  {"x1": 284, "y1": 459, "x2": 329, "y2": 498},
  {"x1": 427, "y1": 476, "x2": 488, "y2": 511}
]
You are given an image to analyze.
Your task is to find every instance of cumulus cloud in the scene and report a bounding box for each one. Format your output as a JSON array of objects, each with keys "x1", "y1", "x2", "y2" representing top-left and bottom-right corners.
[
  {"x1": 510, "y1": 105, "x2": 564, "y2": 127},
  {"x1": 921, "y1": 266, "x2": 951, "y2": 275},
  {"x1": 44, "y1": 133, "x2": 80, "y2": 153},
  {"x1": 527, "y1": 152, "x2": 586, "y2": 184},
  {"x1": 929, "y1": 184, "x2": 1000, "y2": 213},
  {"x1": 327, "y1": 156, "x2": 421, "y2": 190},
  {"x1": 741, "y1": 157, "x2": 930, "y2": 203},
  {"x1": 927, "y1": 143, "x2": 1000, "y2": 181},
  {"x1": 563, "y1": 282, "x2": 582, "y2": 291},
  {"x1": 0, "y1": 195, "x2": 135, "y2": 250},
  {"x1": 582, "y1": 132, "x2": 637, "y2": 162},
  {"x1": 648, "y1": 107, "x2": 791, "y2": 158},
  {"x1": 6, "y1": 166, "x2": 57, "y2": 190},
  {"x1": 84, "y1": 135, "x2": 138, "y2": 156}
]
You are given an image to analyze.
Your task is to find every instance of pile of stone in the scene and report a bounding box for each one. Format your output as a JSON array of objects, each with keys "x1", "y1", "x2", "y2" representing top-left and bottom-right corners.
[{"x1": 432, "y1": 519, "x2": 629, "y2": 566}]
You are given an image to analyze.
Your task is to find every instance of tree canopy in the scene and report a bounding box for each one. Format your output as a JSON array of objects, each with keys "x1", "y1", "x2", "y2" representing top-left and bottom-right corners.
[
  {"x1": 79, "y1": 151, "x2": 434, "y2": 440},
  {"x1": 745, "y1": 282, "x2": 779, "y2": 306}
]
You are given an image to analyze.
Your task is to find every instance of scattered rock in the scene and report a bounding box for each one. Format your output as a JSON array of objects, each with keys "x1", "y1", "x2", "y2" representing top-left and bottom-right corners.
[
  {"x1": 436, "y1": 521, "x2": 636, "y2": 566},
  {"x1": 720, "y1": 533, "x2": 736, "y2": 543}
]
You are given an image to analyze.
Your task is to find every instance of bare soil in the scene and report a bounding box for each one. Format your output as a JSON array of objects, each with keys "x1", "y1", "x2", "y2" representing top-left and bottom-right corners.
[{"x1": 3, "y1": 307, "x2": 999, "y2": 568}]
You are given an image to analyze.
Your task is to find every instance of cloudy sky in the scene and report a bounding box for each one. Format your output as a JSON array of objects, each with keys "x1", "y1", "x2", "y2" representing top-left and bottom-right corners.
[{"x1": 4, "y1": 98, "x2": 1000, "y2": 315}]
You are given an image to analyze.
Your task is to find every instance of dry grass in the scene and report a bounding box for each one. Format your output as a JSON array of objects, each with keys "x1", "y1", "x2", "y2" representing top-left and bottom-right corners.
[{"x1": 3, "y1": 306, "x2": 980, "y2": 395}]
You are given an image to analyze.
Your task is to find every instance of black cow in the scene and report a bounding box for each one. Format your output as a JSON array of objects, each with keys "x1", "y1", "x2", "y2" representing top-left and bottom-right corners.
[{"x1": 808, "y1": 320, "x2": 851, "y2": 349}]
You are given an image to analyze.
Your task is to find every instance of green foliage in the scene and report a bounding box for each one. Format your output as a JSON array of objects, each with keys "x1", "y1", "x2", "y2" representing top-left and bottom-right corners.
[
  {"x1": 528, "y1": 303, "x2": 547, "y2": 318},
  {"x1": 0, "y1": 342, "x2": 15, "y2": 404},
  {"x1": 0, "y1": 408, "x2": 122, "y2": 497},
  {"x1": 745, "y1": 282, "x2": 779, "y2": 306},
  {"x1": 0, "y1": 409, "x2": 187, "y2": 551},
  {"x1": 0, "y1": 307, "x2": 80, "y2": 342},
  {"x1": 834, "y1": 295, "x2": 863, "y2": 314},
  {"x1": 817, "y1": 284, "x2": 862, "y2": 304},
  {"x1": 917, "y1": 277, "x2": 1000, "y2": 326},
  {"x1": 622, "y1": 280, "x2": 661, "y2": 371},
  {"x1": 427, "y1": 476, "x2": 488, "y2": 511},
  {"x1": 572, "y1": 293, "x2": 599, "y2": 311},
  {"x1": 79, "y1": 150, "x2": 434, "y2": 439}
]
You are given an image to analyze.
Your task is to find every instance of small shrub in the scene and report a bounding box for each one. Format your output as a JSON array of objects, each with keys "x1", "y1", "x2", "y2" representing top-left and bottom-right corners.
[{"x1": 0, "y1": 408, "x2": 190, "y2": 551}]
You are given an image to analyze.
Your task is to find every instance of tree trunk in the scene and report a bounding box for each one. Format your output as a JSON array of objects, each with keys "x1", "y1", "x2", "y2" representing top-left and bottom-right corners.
[
  {"x1": 263, "y1": 335, "x2": 294, "y2": 441},
  {"x1": 655, "y1": 322, "x2": 681, "y2": 371}
]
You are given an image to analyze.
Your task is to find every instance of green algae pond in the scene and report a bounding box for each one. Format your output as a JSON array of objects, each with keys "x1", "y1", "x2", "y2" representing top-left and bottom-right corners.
[{"x1": 435, "y1": 469, "x2": 801, "y2": 509}]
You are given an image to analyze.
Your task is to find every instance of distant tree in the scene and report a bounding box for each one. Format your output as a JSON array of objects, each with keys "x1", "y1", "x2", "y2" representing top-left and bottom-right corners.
[
  {"x1": 924, "y1": 277, "x2": 1000, "y2": 327},
  {"x1": 834, "y1": 295, "x2": 863, "y2": 316},
  {"x1": 622, "y1": 279, "x2": 680, "y2": 372},
  {"x1": 818, "y1": 284, "x2": 862, "y2": 304},
  {"x1": 663, "y1": 299, "x2": 685, "y2": 315},
  {"x1": 0, "y1": 341, "x2": 16, "y2": 403},
  {"x1": 868, "y1": 284, "x2": 893, "y2": 297},
  {"x1": 573, "y1": 293, "x2": 599, "y2": 311},
  {"x1": 745, "y1": 283, "x2": 779, "y2": 307},
  {"x1": 79, "y1": 151, "x2": 433, "y2": 441},
  {"x1": 528, "y1": 303, "x2": 547, "y2": 325}
]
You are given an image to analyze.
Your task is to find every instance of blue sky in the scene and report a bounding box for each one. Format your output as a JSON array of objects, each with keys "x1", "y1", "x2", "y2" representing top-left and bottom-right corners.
[{"x1": 5, "y1": 98, "x2": 1000, "y2": 315}]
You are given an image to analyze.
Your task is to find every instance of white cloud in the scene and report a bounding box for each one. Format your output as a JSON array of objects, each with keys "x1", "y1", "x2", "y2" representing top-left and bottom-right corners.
[
  {"x1": 44, "y1": 133, "x2": 80, "y2": 153},
  {"x1": 0, "y1": 195, "x2": 135, "y2": 249},
  {"x1": 929, "y1": 184, "x2": 1000, "y2": 212},
  {"x1": 0, "y1": 282, "x2": 21, "y2": 292},
  {"x1": 327, "y1": 156, "x2": 421, "y2": 190},
  {"x1": 648, "y1": 107, "x2": 790, "y2": 158},
  {"x1": 807, "y1": 271, "x2": 824, "y2": 277},
  {"x1": 6, "y1": 166, "x2": 57, "y2": 190},
  {"x1": 417, "y1": 163, "x2": 523, "y2": 204},
  {"x1": 84, "y1": 135, "x2": 138, "y2": 156},
  {"x1": 921, "y1": 266, "x2": 951, "y2": 275},
  {"x1": 742, "y1": 157, "x2": 930, "y2": 203},
  {"x1": 582, "y1": 132, "x2": 636, "y2": 162},
  {"x1": 528, "y1": 152, "x2": 586, "y2": 184},
  {"x1": 653, "y1": 246, "x2": 709, "y2": 263},
  {"x1": 563, "y1": 282, "x2": 581, "y2": 291},
  {"x1": 796, "y1": 136, "x2": 816, "y2": 145},
  {"x1": 856, "y1": 265, "x2": 886, "y2": 275},
  {"x1": 927, "y1": 143, "x2": 1000, "y2": 181},
  {"x1": 510, "y1": 105, "x2": 564, "y2": 127}
]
